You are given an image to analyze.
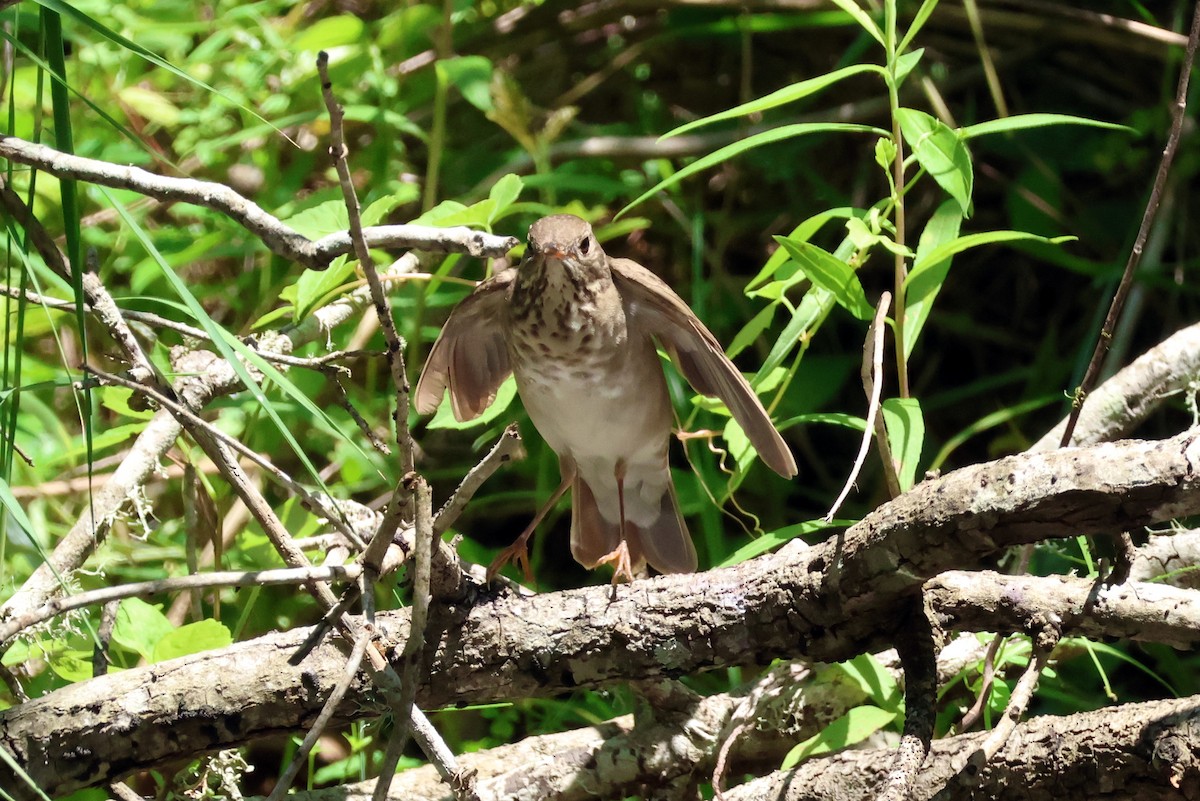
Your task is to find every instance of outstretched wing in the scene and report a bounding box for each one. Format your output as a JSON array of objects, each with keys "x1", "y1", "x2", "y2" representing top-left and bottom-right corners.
[
  {"x1": 611, "y1": 258, "x2": 798, "y2": 478},
  {"x1": 414, "y1": 270, "x2": 515, "y2": 422}
]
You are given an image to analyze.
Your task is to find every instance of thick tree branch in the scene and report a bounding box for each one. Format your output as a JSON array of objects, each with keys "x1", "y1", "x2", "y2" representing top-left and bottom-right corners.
[{"x1": 5, "y1": 431, "x2": 1200, "y2": 795}]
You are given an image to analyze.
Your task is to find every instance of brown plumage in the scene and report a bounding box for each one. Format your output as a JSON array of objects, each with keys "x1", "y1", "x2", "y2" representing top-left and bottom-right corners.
[{"x1": 415, "y1": 214, "x2": 796, "y2": 581}]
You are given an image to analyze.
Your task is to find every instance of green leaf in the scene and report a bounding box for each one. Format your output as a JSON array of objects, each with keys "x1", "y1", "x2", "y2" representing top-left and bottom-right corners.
[
  {"x1": 727, "y1": 303, "x2": 778, "y2": 358},
  {"x1": 427, "y1": 375, "x2": 518, "y2": 429},
  {"x1": 113, "y1": 598, "x2": 175, "y2": 661},
  {"x1": 836, "y1": 653, "x2": 902, "y2": 710},
  {"x1": 827, "y1": 0, "x2": 884, "y2": 45},
  {"x1": 881, "y1": 397, "x2": 924, "y2": 492},
  {"x1": 898, "y1": 0, "x2": 940, "y2": 52},
  {"x1": 118, "y1": 85, "x2": 180, "y2": 127},
  {"x1": 291, "y1": 15, "x2": 364, "y2": 50},
  {"x1": 662, "y1": 65, "x2": 883, "y2": 139},
  {"x1": 294, "y1": 256, "x2": 354, "y2": 319},
  {"x1": 362, "y1": 185, "x2": 421, "y2": 227},
  {"x1": 487, "y1": 174, "x2": 525, "y2": 224},
  {"x1": 774, "y1": 238, "x2": 873, "y2": 320},
  {"x1": 439, "y1": 55, "x2": 495, "y2": 113},
  {"x1": 781, "y1": 705, "x2": 897, "y2": 769},
  {"x1": 961, "y1": 113, "x2": 1133, "y2": 139},
  {"x1": 759, "y1": 286, "x2": 835, "y2": 376},
  {"x1": 47, "y1": 648, "x2": 96, "y2": 683},
  {"x1": 904, "y1": 199, "x2": 962, "y2": 358},
  {"x1": 154, "y1": 619, "x2": 233, "y2": 662},
  {"x1": 897, "y1": 108, "x2": 973, "y2": 215},
  {"x1": 283, "y1": 200, "x2": 349, "y2": 240},
  {"x1": 906, "y1": 230, "x2": 1076, "y2": 291},
  {"x1": 747, "y1": 207, "x2": 865, "y2": 292},
  {"x1": 892, "y1": 47, "x2": 924, "y2": 87},
  {"x1": 621, "y1": 123, "x2": 883, "y2": 217},
  {"x1": 717, "y1": 519, "x2": 853, "y2": 566}
]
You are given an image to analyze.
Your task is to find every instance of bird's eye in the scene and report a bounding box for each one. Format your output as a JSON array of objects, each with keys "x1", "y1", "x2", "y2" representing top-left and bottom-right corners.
[{"x1": 579, "y1": 236, "x2": 591, "y2": 254}]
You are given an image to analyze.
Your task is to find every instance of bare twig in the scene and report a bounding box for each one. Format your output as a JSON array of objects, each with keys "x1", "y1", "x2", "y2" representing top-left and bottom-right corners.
[
  {"x1": 317, "y1": 52, "x2": 415, "y2": 477},
  {"x1": 1060, "y1": 1, "x2": 1200, "y2": 447},
  {"x1": 267, "y1": 630, "x2": 372, "y2": 801},
  {"x1": 433, "y1": 424, "x2": 523, "y2": 536},
  {"x1": 827, "y1": 292, "x2": 895, "y2": 521},
  {"x1": 83, "y1": 367, "x2": 365, "y2": 548}
]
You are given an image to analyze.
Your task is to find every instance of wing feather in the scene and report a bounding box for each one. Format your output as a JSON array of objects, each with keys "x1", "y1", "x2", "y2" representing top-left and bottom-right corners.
[
  {"x1": 414, "y1": 271, "x2": 514, "y2": 422},
  {"x1": 611, "y1": 258, "x2": 797, "y2": 478}
]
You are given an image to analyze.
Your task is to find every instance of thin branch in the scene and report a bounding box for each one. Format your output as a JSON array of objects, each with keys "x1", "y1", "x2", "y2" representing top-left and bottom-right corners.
[
  {"x1": 0, "y1": 135, "x2": 517, "y2": 268},
  {"x1": 827, "y1": 292, "x2": 895, "y2": 521},
  {"x1": 267, "y1": 630, "x2": 372, "y2": 801},
  {"x1": 433, "y1": 424, "x2": 523, "y2": 536},
  {"x1": 1060, "y1": 0, "x2": 1200, "y2": 447},
  {"x1": 83, "y1": 367, "x2": 366, "y2": 548},
  {"x1": 317, "y1": 52, "x2": 415, "y2": 477},
  {"x1": 0, "y1": 565, "x2": 362, "y2": 649}
]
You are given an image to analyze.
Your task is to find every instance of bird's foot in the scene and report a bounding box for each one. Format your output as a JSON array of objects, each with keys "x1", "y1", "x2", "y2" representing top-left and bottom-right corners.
[
  {"x1": 486, "y1": 537, "x2": 535, "y2": 585},
  {"x1": 596, "y1": 540, "x2": 636, "y2": 584}
]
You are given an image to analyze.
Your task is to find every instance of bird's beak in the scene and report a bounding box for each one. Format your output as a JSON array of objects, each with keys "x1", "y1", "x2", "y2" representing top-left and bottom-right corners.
[{"x1": 541, "y1": 242, "x2": 569, "y2": 260}]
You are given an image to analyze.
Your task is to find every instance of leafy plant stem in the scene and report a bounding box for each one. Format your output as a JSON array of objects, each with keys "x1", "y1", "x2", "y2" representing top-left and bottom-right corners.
[
  {"x1": 421, "y1": 0, "x2": 454, "y2": 213},
  {"x1": 885, "y1": 1, "x2": 910, "y2": 398}
]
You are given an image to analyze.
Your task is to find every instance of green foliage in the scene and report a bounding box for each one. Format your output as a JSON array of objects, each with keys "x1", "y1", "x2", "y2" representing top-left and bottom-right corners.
[{"x1": 2, "y1": 0, "x2": 1196, "y2": 791}]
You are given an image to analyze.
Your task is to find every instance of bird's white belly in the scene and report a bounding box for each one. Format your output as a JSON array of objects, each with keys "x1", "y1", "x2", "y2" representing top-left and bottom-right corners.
[{"x1": 515, "y1": 352, "x2": 672, "y2": 527}]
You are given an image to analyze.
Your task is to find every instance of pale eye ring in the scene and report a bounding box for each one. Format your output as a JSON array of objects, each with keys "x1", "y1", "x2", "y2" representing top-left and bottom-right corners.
[{"x1": 579, "y1": 236, "x2": 591, "y2": 255}]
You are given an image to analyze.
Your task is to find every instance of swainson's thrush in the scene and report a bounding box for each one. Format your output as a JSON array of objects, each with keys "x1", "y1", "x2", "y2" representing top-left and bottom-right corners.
[{"x1": 416, "y1": 214, "x2": 796, "y2": 581}]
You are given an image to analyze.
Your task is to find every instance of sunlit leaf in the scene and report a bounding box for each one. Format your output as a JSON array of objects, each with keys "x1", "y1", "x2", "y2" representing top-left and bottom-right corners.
[
  {"x1": 898, "y1": 108, "x2": 973, "y2": 215},
  {"x1": 773, "y1": 238, "x2": 873, "y2": 320}
]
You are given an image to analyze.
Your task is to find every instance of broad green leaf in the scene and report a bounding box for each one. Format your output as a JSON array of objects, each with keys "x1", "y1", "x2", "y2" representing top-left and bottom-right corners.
[
  {"x1": 775, "y1": 411, "x2": 867, "y2": 431},
  {"x1": 154, "y1": 619, "x2": 233, "y2": 662},
  {"x1": 961, "y1": 113, "x2": 1132, "y2": 139},
  {"x1": 113, "y1": 598, "x2": 175, "y2": 661},
  {"x1": 906, "y1": 230, "x2": 1076, "y2": 291},
  {"x1": 662, "y1": 65, "x2": 883, "y2": 139},
  {"x1": 836, "y1": 653, "x2": 902, "y2": 710},
  {"x1": 47, "y1": 648, "x2": 96, "y2": 683},
  {"x1": 904, "y1": 199, "x2": 962, "y2": 358},
  {"x1": 440, "y1": 55, "x2": 495, "y2": 113},
  {"x1": 828, "y1": 0, "x2": 884, "y2": 44},
  {"x1": 428, "y1": 375, "x2": 518, "y2": 429},
  {"x1": 294, "y1": 256, "x2": 354, "y2": 319},
  {"x1": 487, "y1": 174, "x2": 525, "y2": 224},
  {"x1": 897, "y1": 107, "x2": 973, "y2": 215},
  {"x1": 717, "y1": 518, "x2": 853, "y2": 566},
  {"x1": 773, "y1": 238, "x2": 873, "y2": 320},
  {"x1": 283, "y1": 200, "x2": 349, "y2": 240},
  {"x1": 292, "y1": 15, "x2": 364, "y2": 50},
  {"x1": 621, "y1": 123, "x2": 883, "y2": 217},
  {"x1": 362, "y1": 185, "x2": 421, "y2": 227},
  {"x1": 881, "y1": 397, "x2": 924, "y2": 491},
  {"x1": 781, "y1": 705, "x2": 897, "y2": 768},
  {"x1": 723, "y1": 417, "x2": 751, "y2": 470},
  {"x1": 415, "y1": 198, "x2": 498, "y2": 229}
]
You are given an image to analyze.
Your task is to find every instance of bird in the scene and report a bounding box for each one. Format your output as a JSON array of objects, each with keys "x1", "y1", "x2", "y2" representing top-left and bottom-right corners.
[{"x1": 415, "y1": 214, "x2": 796, "y2": 582}]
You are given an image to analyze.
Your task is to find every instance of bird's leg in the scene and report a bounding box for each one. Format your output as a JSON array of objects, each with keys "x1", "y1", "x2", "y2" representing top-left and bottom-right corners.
[
  {"x1": 487, "y1": 459, "x2": 576, "y2": 583},
  {"x1": 596, "y1": 459, "x2": 636, "y2": 583}
]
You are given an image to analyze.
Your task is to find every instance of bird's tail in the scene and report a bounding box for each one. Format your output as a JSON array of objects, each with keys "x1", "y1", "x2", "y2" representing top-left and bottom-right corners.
[{"x1": 571, "y1": 472, "x2": 697, "y2": 575}]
